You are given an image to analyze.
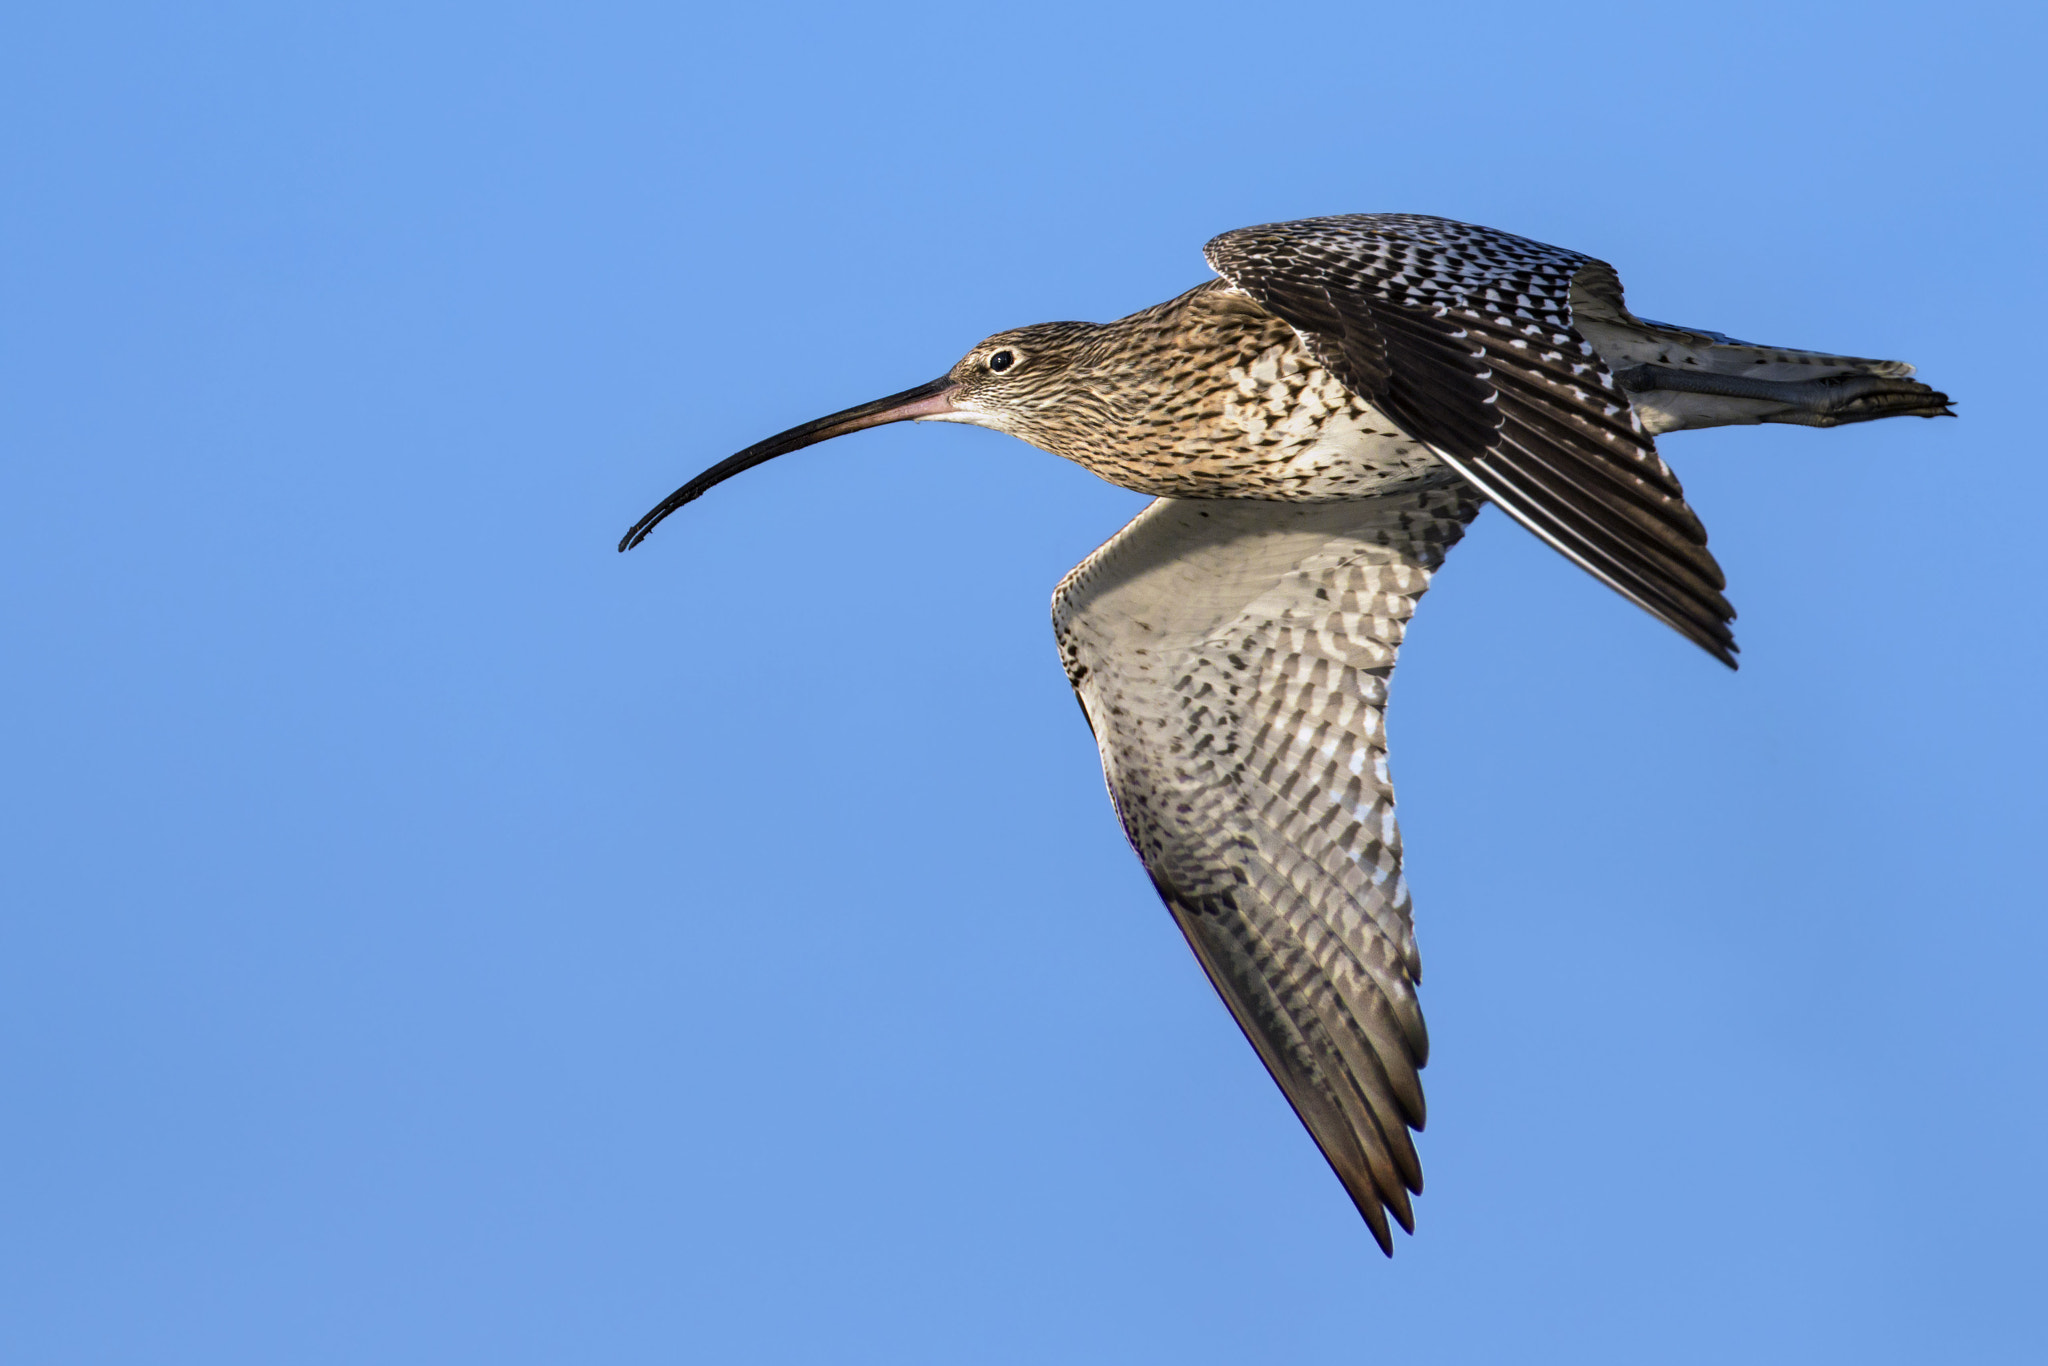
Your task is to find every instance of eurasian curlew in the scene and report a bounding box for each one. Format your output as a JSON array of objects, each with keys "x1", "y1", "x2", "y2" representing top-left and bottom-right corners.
[{"x1": 620, "y1": 213, "x2": 1952, "y2": 1254}]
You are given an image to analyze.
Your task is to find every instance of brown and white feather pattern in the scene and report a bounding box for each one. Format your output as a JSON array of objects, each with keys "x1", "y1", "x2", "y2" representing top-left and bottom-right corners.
[
  {"x1": 1023, "y1": 284, "x2": 1446, "y2": 502},
  {"x1": 1052, "y1": 481, "x2": 1481, "y2": 1254},
  {"x1": 1204, "y1": 214, "x2": 1738, "y2": 665}
]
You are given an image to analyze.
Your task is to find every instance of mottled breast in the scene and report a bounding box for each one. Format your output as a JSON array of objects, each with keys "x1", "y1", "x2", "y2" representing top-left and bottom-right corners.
[{"x1": 1056, "y1": 282, "x2": 1452, "y2": 501}]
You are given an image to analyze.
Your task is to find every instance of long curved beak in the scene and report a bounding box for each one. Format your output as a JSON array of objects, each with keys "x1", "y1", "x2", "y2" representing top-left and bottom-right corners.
[{"x1": 618, "y1": 375, "x2": 960, "y2": 551}]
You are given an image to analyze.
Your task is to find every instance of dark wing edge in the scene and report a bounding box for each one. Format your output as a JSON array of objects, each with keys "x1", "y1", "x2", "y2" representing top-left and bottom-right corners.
[
  {"x1": 1052, "y1": 484, "x2": 1482, "y2": 1253},
  {"x1": 1205, "y1": 213, "x2": 1739, "y2": 667}
]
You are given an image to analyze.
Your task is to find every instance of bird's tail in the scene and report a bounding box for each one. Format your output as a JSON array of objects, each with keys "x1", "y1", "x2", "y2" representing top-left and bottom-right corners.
[{"x1": 1607, "y1": 320, "x2": 1954, "y2": 432}]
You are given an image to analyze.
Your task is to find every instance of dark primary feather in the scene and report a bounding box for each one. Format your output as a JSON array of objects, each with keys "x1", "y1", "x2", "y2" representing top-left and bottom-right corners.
[{"x1": 1205, "y1": 214, "x2": 1739, "y2": 666}]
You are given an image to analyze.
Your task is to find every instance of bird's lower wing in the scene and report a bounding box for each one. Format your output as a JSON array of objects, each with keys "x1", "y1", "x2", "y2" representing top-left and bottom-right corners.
[
  {"x1": 1205, "y1": 214, "x2": 1738, "y2": 666},
  {"x1": 1052, "y1": 482, "x2": 1481, "y2": 1253}
]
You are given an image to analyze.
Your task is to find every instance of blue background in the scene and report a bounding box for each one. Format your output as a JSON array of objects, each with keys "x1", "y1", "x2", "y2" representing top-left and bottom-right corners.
[{"x1": 5, "y1": 3, "x2": 2043, "y2": 1361}]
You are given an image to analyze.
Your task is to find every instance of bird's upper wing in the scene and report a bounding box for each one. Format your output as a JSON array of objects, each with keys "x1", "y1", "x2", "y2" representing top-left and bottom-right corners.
[
  {"x1": 1204, "y1": 213, "x2": 1736, "y2": 666},
  {"x1": 1053, "y1": 481, "x2": 1481, "y2": 1253}
]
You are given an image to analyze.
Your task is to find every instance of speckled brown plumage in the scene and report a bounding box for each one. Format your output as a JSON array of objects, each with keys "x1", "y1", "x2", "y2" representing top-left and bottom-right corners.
[
  {"x1": 618, "y1": 212, "x2": 1953, "y2": 1256},
  {"x1": 959, "y1": 283, "x2": 1444, "y2": 501}
]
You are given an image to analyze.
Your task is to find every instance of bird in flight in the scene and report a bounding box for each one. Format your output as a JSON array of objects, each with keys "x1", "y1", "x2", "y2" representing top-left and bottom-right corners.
[{"x1": 620, "y1": 214, "x2": 1951, "y2": 1255}]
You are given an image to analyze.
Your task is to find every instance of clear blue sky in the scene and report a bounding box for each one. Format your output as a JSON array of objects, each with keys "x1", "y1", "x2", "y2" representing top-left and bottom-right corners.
[{"x1": 4, "y1": 3, "x2": 2043, "y2": 1362}]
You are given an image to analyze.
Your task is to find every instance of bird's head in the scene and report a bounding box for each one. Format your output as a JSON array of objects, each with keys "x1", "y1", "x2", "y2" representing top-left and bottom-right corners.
[{"x1": 617, "y1": 320, "x2": 1105, "y2": 551}]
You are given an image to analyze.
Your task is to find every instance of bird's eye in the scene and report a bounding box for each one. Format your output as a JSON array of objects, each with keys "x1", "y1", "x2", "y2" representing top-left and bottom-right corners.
[{"x1": 987, "y1": 350, "x2": 1015, "y2": 373}]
